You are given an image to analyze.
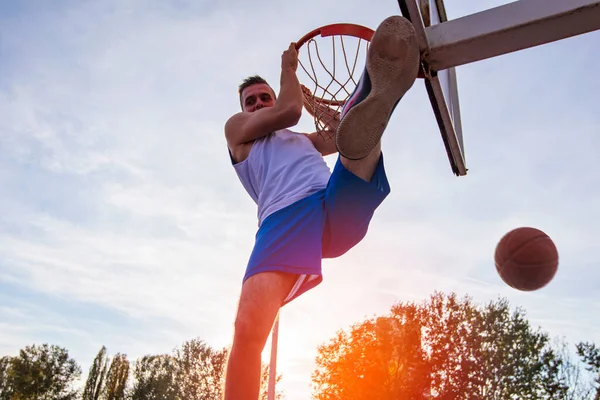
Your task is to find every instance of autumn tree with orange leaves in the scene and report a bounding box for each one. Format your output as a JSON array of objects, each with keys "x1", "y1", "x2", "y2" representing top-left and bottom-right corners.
[{"x1": 312, "y1": 292, "x2": 597, "y2": 400}]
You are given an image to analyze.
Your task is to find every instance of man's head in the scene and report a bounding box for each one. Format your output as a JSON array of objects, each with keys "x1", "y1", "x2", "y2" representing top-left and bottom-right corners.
[{"x1": 238, "y1": 75, "x2": 276, "y2": 112}]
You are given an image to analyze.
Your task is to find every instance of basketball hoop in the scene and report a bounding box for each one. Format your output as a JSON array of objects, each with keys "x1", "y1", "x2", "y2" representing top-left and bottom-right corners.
[
  {"x1": 295, "y1": 21, "x2": 427, "y2": 135},
  {"x1": 295, "y1": 24, "x2": 374, "y2": 135}
]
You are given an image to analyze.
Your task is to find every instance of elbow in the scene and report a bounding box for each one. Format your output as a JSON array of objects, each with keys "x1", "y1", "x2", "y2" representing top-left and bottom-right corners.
[
  {"x1": 284, "y1": 106, "x2": 302, "y2": 126},
  {"x1": 289, "y1": 106, "x2": 302, "y2": 126}
]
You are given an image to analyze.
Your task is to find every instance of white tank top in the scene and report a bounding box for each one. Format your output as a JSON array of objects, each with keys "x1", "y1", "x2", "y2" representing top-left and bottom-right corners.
[{"x1": 232, "y1": 129, "x2": 331, "y2": 225}]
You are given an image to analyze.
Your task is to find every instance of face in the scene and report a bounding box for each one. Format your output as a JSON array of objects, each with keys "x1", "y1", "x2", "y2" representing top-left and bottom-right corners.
[{"x1": 241, "y1": 83, "x2": 276, "y2": 112}]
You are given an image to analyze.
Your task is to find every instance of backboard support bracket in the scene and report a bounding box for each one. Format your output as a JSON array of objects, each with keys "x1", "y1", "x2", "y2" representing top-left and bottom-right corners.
[
  {"x1": 399, "y1": 0, "x2": 600, "y2": 177},
  {"x1": 400, "y1": 0, "x2": 467, "y2": 176}
]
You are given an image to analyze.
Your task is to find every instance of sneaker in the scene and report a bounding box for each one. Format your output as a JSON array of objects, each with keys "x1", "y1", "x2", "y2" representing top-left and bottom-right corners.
[{"x1": 335, "y1": 16, "x2": 420, "y2": 160}]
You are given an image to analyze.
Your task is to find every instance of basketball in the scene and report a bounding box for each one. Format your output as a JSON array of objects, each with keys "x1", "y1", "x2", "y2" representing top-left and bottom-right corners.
[{"x1": 494, "y1": 227, "x2": 559, "y2": 291}]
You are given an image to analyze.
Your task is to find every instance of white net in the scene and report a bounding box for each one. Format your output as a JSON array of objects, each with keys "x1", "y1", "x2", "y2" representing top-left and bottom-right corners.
[{"x1": 297, "y1": 30, "x2": 371, "y2": 136}]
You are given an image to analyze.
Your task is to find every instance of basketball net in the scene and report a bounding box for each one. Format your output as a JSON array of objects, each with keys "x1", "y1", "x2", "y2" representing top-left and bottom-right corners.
[{"x1": 296, "y1": 27, "x2": 372, "y2": 137}]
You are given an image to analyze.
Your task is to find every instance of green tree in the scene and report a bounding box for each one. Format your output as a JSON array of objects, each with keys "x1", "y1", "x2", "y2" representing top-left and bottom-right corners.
[
  {"x1": 576, "y1": 342, "x2": 600, "y2": 400},
  {"x1": 104, "y1": 353, "x2": 129, "y2": 400},
  {"x1": 312, "y1": 292, "x2": 594, "y2": 400},
  {"x1": 0, "y1": 344, "x2": 81, "y2": 400},
  {"x1": 127, "y1": 340, "x2": 226, "y2": 400},
  {"x1": 0, "y1": 356, "x2": 13, "y2": 398},
  {"x1": 174, "y1": 339, "x2": 226, "y2": 400},
  {"x1": 126, "y1": 338, "x2": 283, "y2": 399},
  {"x1": 418, "y1": 294, "x2": 558, "y2": 399},
  {"x1": 83, "y1": 346, "x2": 109, "y2": 400},
  {"x1": 128, "y1": 354, "x2": 178, "y2": 400},
  {"x1": 547, "y1": 339, "x2": 594, "y2": 400}
]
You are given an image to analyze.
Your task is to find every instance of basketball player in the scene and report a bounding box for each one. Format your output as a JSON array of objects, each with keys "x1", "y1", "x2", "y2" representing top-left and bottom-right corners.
[{"x1": 223, "y1": 16, "x2": 420, "y2": 399}]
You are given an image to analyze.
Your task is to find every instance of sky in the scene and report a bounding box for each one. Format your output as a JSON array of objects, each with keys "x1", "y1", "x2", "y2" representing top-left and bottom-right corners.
[{"x1": 1, "y1": 0, "x2": 599, "y2": 398}]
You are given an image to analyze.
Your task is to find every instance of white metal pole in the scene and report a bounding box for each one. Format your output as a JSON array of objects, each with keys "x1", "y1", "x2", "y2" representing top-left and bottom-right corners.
[
  {"x1": 425, "y1": 0, "x2": 600, "y2": 71},
  {"x1": 267, "y1": 312, "x2": 279, "y2": 400}
]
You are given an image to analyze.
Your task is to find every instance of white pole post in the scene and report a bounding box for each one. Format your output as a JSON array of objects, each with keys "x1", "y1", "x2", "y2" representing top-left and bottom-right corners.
[{"x1": 267, "y1": 312, "x2": 279, "y2": 400}]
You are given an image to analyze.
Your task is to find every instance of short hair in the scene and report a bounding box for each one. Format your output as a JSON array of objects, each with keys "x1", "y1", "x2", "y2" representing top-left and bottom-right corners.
[{"x1": 238, "y1": 75, "x2": 275, "y2": 108}]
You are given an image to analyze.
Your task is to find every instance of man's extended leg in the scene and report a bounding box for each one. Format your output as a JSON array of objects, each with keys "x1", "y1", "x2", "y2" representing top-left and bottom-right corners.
[
  {"x1": 224, "y1": 271, "x2": 297, "y2": 400},
  {"x1": 336, "y1": 15, "x2": 420, "y2": 178},
  {"x1": 318, "y1": 17, "x2": 420, "y2": 259},
  {"x1": 341, "y1": 142, "x2": 382, "y2": 182}
]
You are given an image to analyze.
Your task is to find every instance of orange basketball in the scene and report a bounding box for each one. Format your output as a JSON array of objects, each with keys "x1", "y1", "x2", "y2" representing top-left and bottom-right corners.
[{"x1": 494, "y1": 227, "x2": 559, "y2": 291}]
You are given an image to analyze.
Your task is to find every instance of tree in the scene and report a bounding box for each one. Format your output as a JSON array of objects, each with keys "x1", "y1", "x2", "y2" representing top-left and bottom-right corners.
[
  {"x1": 0, "y1": 344, "x2": 81, "y2": 400},
  {"x1": 544, "y1": 339, "x2": 594, "y2": 400},
  {"x1": 0, "y1": 356, "x2": 12, "y2": 399},
  {"x1": 127, "y1": 339, "x2": 229, "y2": 400},
  {"x1": 577, "y1": 342, "x2": 600, "y2": 400},
  {"x1": 418, "y1": 294, "x2": 557, "y2": 399},
  {"x1": 128, "y1": 354, "x2": 178, "y2": 399},
  {"x1": 312, "y1": 292, "x2": 595, "y2": 400},
  {"x1": 260, "y1": 364, "x2": 284, "y2": 400},
  {"x1": 104, "y1": 353, "x2": 129, "y2": 400},
  {"x1": 83, "y1": 347, "x2": 129, "y2": 400},
  {"x1": 126, "y1": 338, "x2": 283, "y2": 400},
  {"x1": 83, "y1": 346, "x2": 109, "y2": 400},
  {"x1": 312, "y1": 309, "x2": 430, "y2": 400},
  {"x1": 173, "y1": 339, "x2": 227, "y2": 400}
]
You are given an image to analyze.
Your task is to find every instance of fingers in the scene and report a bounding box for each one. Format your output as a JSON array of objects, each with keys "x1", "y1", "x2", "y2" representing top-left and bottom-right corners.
[
  {"x1": 281, "y1": 42, "x2": 299, "y2": 71},
  {"x1": 282, "y1": 43, "x2": 297, "y2": 56},
  {"x1": 300, "y1": 84, "x2": 312, "y2": 95}
]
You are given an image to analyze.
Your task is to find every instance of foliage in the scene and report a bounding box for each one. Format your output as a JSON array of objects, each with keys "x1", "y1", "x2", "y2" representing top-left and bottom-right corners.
[
  {"x1": 126, "y1": 339, "x2": 281, "y2": 399},
  {"x1": 0, "y1": 344, "x2": 81, "y2": 400},
  {"x1": 260, "y1": 364, "x2": 284, "y2": 400},
  {"x1": 5, "y1": 293, "x2": 595, "y2": 400},
  {"x1": 312, "y1": 292, "x2": 596, "y2": 400},
  {"x1": 68, "y1": 338, "x2": 283, "y2": 400},
  {"x1": 172, "y1": 338, "x2": 226, "y2": 400},
  {"x1": 576, "y1": 342, "x2": 600, "y2": 400},
  {"x1": 128, "y1": 353, "x2": 179, "y2": 399},
  {"x1": 105, "y1": 353, "x2": 129, "y2": 400},
  {"x1": 83, "y1": 346, "x2": 109, "y2": 400}
]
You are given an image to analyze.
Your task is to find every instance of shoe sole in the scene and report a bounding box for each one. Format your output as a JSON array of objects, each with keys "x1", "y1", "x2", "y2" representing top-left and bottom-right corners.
[{"x1": 336, "y1": 16, "x2": 420, "y2": 160}]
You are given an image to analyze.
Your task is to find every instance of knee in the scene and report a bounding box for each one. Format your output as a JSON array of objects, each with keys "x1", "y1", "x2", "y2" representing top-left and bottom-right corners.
[{"x1": 233, "y1": 310, "x2": 271, "y2": 350}]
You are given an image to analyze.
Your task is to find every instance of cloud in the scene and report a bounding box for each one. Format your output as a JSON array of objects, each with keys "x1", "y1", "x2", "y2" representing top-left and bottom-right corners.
[{"x1": 1, "y1": 0, "x2": 599, "y2": 398}]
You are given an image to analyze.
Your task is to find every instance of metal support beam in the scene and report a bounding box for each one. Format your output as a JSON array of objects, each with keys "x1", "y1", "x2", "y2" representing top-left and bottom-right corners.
[{"x1": 426, "y1": 0, "x2": 600, "y2": 71}]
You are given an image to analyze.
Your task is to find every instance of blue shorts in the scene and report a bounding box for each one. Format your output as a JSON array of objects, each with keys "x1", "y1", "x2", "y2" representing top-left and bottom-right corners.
[{"x1": 243, "y1": 154, "x2": 390, "y2": 305}]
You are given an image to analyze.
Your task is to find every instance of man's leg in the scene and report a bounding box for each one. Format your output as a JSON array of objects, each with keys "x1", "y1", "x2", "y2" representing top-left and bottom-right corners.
[
  {"x1": 224, "y1": 271, "x2": 297, "y2": 400},
  {"x1": 319, "y1": 17, "x2": 419, "y2": 259},
  {"x1": 336, "y1": 15, "x2": 420, "y2": 176},
  {"x1": 340, "y1": 142, "x2": 382, "y2": 182}
]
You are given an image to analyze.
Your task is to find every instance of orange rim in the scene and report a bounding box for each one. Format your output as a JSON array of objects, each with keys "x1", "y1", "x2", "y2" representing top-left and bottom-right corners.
[
  {"x1": 296, "y1": 23, "x2": 374, "y2": 107},
  {"x1": 295, "y1": 23, "x2": 374, "y2": 50}
]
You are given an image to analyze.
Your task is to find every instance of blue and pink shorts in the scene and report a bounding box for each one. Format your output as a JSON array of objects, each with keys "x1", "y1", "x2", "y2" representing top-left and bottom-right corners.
[{"x1": 243, "y1": 154, "x2": 390, "y2": 305}]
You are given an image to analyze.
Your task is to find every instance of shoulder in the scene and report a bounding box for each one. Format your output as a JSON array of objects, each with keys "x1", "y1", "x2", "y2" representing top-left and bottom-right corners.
[
  {"x1": 225, "y1": 113, "x2": 254, "y2": 163},
  {"x1": 224, "y1": 112, "x2": 247, "y2": 141}
]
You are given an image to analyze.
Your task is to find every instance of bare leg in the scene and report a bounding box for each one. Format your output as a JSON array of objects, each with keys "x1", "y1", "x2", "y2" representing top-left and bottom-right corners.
[
  {"x1": 224, "y1": 271, "x2": 297, "y2": 400},
  {"x1": 340, "y1": 142, "x2": 382, "y2": 182}
]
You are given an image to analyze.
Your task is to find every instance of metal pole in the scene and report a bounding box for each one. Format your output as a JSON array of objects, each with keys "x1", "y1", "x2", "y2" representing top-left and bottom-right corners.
[
  {"x1": 267, "y1": 312, "x2": 279, "y2": 400},
  {"x1": 425, "y1": 0, "x2": 600, "y2": 71}
]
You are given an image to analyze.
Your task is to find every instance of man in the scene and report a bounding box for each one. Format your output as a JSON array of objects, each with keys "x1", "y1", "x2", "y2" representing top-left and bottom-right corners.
[{"x1": 223, "y1": 16, "x2": 420, "y2": 399}]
